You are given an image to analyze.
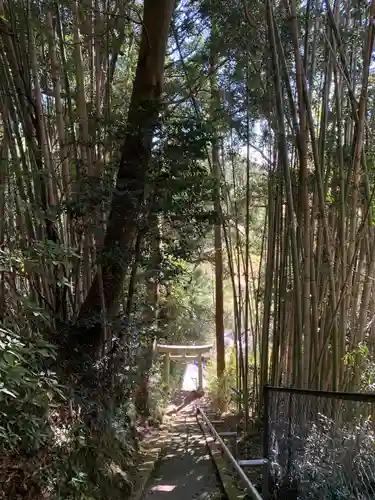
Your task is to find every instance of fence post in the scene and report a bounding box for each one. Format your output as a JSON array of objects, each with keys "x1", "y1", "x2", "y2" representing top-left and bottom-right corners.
[
  {"x1": 263, "y1": 385, "x2": 270, "y2": 458},
  {"x1": 262, "y1": 384, "x2": 270, "y2": 499},
  {"x1": 198, "y1": 353, "x2": 203, "y2": 389}
]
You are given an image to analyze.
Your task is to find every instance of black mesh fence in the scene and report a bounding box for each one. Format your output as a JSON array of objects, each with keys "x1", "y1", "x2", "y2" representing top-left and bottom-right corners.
[{"x1": 264, "y1": 386, "x2": 375, "y2": 500}]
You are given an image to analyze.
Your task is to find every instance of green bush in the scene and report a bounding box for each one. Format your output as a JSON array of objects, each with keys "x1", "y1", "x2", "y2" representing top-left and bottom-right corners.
[
  {"x1": 0, "y1": 322, "x2": 137, "y2": 500},
  {"x1": 0, "y1": 324, "x2": 61, "y2": 453},
  {"x1": 148, "y1": 358, "x2": 184, "y2": 422},
  {"x1": 206, "y1": 347, "x2": 237, "y2": 411}
]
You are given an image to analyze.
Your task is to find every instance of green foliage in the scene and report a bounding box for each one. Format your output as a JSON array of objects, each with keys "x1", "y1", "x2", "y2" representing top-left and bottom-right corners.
[
  {"x1": 0, "y1": 317, "x2": 139, "y2": 500},
  {"x1": 344, "y1": 343, "x2": 375, "y2": 390},
  {"x1": 159, "y1": 265, "x2": 216, "y2": 344},
  {"x1": 151, "y1": 116, "x2": 215, "y2": 263},
  {"x1": 147, "y1": 359, "x2": 183, "y2": 422},
  {"x1": 206, "y1": 347, "x2": 237, "y2": 410},
  {"x1": 0, "y1": 324, "x2": 61, "y2": 453}
]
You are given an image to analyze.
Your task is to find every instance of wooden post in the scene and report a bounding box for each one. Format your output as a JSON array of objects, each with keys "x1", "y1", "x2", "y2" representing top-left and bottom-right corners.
[
  {"x1": 198, "y1": 353, "x2": 203, "y2": 389},
  {"x1": 164, "y1": 352, "x2": 170, "y2": 387}
]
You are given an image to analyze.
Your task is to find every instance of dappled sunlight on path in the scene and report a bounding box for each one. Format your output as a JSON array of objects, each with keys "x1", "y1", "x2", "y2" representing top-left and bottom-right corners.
[{"x1": 141, "y1": 402, "x2": 224, "y2": 500}]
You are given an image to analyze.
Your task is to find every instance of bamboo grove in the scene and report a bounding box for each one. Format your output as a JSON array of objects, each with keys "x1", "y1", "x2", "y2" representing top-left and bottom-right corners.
[
  {"x1": 263, "y1": 0, "x2": 375, "y2": 395},
  {"x1": 1, "y1": 0, "x2": 375, "y2": 421},
  {"x1": 201, "y1": 0, "x2": 375, "y2": 419}
]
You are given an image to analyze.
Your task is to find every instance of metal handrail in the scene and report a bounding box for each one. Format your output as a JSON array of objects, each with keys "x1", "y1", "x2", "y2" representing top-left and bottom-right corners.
[{"x1": 196, "y1": 406, "x2": 263, "y2": 500}]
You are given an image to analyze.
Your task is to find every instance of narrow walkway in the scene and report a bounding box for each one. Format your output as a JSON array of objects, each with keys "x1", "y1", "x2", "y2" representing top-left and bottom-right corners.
[{"x1": 141, "y1": 402, "x2": 225, "y2": 500}]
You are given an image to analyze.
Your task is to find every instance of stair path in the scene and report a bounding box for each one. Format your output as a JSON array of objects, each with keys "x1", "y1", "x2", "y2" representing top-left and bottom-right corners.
[{"x1": 141, "y1": 404, "x2": 225, "y2": 500}]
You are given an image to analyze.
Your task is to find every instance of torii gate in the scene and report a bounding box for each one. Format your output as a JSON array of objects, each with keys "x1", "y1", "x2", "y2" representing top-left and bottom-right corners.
[{"x1": 156, "y1": 343, "x2": 212, "y2": 389}]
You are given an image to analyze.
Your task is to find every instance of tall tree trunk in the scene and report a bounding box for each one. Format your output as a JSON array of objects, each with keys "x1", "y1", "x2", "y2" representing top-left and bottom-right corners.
[
  {"x1": 74, "y1": 0, "x2": 174, "y2": 355},
  {"x1": 135, "y1": 213, "x2": 161, "y2": 422},
  {"x1": 213, "y1": 148, "x2": 225, "y2": 380},
  {"x1": 0, "y1": 141, "x2": 5, "y2": 322},
  {"x1": 210, "y1": 32, "x2": 225, "y2": 381}
]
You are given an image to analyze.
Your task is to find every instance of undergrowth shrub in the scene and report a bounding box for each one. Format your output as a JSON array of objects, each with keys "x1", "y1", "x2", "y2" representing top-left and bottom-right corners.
[
  {"x1": 0, "y1": 322, "x2": 139, "y2": 500},
  {"x1": 297, "y1": 415, "x2": 375, "y2": 499},
  {"x1": 0, "y1": 324, "x2": 61, "y2": 454},
  {"x1": 270, "y1": 412, "x2": 375, "y2": 499},
  {"x1": 206, "y1": 347, "x2": 237, "y2": 411},
  {"x1": 148, "y1": 358, "x2": 184, "y2": 422}
]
